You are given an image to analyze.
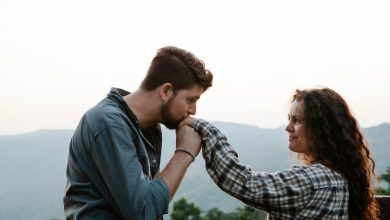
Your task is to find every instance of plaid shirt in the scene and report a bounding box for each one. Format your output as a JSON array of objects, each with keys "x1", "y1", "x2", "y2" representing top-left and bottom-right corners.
[{"x1": 194, "y1": 119, "x2": 349, "y2": 220}]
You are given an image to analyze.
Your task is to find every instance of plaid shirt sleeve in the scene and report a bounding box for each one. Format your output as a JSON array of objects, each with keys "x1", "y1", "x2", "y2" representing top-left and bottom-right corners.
[{"x1": 193, "y1": 119, "x2": 315, "y2": 218}]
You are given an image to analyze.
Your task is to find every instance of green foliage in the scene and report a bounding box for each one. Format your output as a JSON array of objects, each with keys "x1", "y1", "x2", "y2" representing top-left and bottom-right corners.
[
  {"x1": 171, "y1": 198, "x2": 267, "y2": 220},
  {"x1": 236, "y1": 206, "x2": 267, "y2": 220},
  {"x1": 171, "y1": 198, "x2": 202, "y2": 220},
  {"x1": 378, "y1": 166, "x2": 390, "y2": 195},
  {"x1": 203, "y1": 207, "x2": 241, "y2": 220},
  {"x1": 204, "y1": 208, "x2": 225, "y2": 220},
  {"x1": 381, "y1": 166, "x2": 390, "y2": 185}
]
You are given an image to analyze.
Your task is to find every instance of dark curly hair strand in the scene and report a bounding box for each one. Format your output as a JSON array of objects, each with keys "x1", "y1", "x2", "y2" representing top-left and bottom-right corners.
[{"x1": 292, "y1": 88, "x2": 379, "y2": 220}]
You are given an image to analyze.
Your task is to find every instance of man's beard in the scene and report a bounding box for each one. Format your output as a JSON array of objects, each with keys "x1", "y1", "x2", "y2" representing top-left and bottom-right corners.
[{"x1": 160, "y1": 97, "x2": 182, "y2": 130}]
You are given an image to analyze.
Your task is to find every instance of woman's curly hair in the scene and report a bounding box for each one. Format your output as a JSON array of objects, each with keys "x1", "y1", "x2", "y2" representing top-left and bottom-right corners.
[{"x1": 292, "y1": 88, "x2": 379, "y2": 220}]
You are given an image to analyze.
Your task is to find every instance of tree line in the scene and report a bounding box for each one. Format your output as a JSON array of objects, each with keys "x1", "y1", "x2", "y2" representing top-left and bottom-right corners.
[
  {"x1": 377, "y1": 166, "x2": 390, "y2": 195},
  {"x1": 170, "y1": 198, "x2": 267, "y2": 220}
]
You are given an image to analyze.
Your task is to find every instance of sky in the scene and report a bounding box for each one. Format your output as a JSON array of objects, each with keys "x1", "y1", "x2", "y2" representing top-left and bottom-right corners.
[{"x1": 1, "y1": 0, "x2": 390, "y2": 135}]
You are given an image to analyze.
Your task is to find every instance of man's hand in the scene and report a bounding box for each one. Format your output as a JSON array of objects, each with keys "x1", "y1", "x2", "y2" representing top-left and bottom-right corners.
[
  {"x1": 159, "y1": 124, "x2": 202, "y2": 199},
  {"x1": 176, "y1": 125, "x2": 201, "y2": 158}
]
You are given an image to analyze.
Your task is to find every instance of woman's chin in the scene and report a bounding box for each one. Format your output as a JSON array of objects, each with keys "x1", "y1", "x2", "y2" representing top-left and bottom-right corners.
[{"x1": 288, "y1": 145, "x2": 297, "y2": 153}]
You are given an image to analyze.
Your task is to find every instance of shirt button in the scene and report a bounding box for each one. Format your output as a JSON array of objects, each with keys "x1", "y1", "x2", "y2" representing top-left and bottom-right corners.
[{"x1": 152, "y1": 159, "x2": 156, "y2": 163}]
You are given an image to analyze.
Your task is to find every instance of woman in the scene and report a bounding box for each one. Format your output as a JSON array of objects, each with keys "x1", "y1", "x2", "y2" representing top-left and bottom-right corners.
[{"x1": 180, "y1": 87, "x2": 378, "y2": 219}]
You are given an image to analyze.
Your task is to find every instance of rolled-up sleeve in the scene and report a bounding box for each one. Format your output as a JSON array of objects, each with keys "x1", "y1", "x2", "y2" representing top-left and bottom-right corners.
[{"x1": 91, "y1": 125, "x2": 169, "y2": 219}]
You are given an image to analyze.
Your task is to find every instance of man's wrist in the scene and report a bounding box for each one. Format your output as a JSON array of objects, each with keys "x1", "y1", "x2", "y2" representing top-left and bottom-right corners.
[{"x1": 175, "y1": 147, "x2": 195, "y2": 162}]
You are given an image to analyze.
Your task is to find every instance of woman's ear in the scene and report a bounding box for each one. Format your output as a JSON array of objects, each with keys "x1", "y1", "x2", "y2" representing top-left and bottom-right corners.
[{"x1": 159, "y1": 83, "x2": 174, "y2": 102}]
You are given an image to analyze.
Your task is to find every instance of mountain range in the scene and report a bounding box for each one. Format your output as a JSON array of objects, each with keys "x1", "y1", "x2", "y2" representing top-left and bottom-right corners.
[{"x1": 0, "y1": 122, "x2": 389, "y2": 220}]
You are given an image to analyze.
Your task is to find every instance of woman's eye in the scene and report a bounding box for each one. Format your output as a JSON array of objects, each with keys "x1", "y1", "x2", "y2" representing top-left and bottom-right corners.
[
  {"x1": 288, "y1": 116, "x2": 302, "y2": 124},
  {"x1": 289, "y1": 117, "x2": 302, "y2": 124},
  {"x1": 292, "y1": 118, "x2": 297, "y2": 123}
]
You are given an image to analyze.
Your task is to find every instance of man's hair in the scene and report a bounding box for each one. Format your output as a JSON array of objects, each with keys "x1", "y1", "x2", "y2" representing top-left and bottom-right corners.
[
  {"x1": 292, "y1": 88, "x2": 379, "y2": 220},
  {"x1": 140, "y1": 46, "x2": 213, "y2": 92}
]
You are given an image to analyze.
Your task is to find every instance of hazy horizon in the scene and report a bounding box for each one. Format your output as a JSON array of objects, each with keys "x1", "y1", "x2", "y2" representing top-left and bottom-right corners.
[
  {"x1": 1, "y1": 1, "x2": 390, "y2": 135},
  {"x1": 1, "y1": 120, "x2": 390, "y2": 137}
]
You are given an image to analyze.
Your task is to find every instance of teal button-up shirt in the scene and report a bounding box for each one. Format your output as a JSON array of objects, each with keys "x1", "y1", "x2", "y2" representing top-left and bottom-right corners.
[{"x1": 64, "y1": 88, "x2": 169, "y2": 220}]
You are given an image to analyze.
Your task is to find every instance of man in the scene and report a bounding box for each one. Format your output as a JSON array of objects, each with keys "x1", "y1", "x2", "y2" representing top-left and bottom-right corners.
[{"x1": 63, "y1": 46, "x2": 213, "y2": 220}]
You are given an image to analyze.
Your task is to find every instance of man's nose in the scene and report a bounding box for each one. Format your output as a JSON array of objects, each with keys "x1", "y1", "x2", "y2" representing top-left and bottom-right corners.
[{"x1": 188, "y1": 104, "x2": 196, "y2": 115}]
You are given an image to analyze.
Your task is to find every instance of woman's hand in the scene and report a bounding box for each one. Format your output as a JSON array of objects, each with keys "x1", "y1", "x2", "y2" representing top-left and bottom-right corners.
[{"x1": 179, "y1": 117, "x2": 196, "y2": 128}]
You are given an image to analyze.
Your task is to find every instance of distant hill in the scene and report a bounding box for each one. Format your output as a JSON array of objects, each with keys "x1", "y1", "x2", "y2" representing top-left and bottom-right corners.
[
  {"x1": 0, "y1": 123, "x2": 389, "y2": 220},
  {"x1": 0, "y1": 130, "x2": 73, "y2": 220},
  {"x1": 362, "y1": 123, "x2": 390, "y2": 174}
]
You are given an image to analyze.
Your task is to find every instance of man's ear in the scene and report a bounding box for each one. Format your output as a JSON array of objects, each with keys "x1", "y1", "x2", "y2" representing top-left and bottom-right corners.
[{"x1": 159, "y1": 83, "x2": 174, "y2": 101}]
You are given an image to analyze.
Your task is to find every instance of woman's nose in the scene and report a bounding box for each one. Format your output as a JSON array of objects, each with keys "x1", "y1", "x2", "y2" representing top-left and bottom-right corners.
[{"x1": 285, "y1": 122, "x2": 293, "y2": 132}]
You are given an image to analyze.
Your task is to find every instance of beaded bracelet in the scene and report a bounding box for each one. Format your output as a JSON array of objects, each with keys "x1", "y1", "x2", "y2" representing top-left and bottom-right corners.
[{"x1": 175, "y1": 147, "x2": 195, "y2": 162}]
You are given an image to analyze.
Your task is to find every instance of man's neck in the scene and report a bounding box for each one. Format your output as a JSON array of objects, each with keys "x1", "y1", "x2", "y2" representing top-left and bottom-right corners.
[{"x1": 123, "y1": 89, "x2": 160, "y2": 129}]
